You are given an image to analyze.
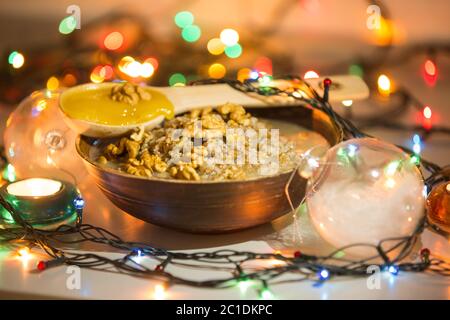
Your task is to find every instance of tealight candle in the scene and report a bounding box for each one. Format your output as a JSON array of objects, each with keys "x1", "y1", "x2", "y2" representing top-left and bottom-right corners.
[
  {"x1": 7, "y1": 178, "x2": 62, "y2": 197},
  {"x1": 0, "y1": 178, "x2": 83, "y2": 229}
]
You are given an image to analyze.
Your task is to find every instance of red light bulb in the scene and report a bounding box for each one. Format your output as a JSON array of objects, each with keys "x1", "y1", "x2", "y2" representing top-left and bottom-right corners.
[
  {"x1": 424, "y1": 60, "x2": 436, "y2": 76},
  {"x1": 423, "y1": 106, "x2": 432, "y2": 119},
  {"x1": 423, "y1": 59, "x2": 437, "y2": 86},
  {"x1": 420, "y1": 248, "x2": 430, "y2": 257},
  {"x1": 37, "y1": 261, "x2": 47, "y2": 271}
]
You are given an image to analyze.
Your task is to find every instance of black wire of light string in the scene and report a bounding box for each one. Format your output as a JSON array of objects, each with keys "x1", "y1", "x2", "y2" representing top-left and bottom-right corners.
[
  {"x1": 0, "y1": 198, "x2": 448, "y2": 288},
  {"x1": 0, "y1": 78, "x2": 449, "y2": 291}
]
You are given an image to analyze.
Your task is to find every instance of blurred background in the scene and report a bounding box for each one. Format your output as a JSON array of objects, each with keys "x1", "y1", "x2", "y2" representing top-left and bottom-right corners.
[{"x1": 0, "y1": 0, "x2": 449, "y2": 165}]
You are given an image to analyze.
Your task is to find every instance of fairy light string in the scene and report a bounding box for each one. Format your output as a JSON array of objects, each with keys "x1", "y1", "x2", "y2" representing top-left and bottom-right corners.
[{"x1": 0, "y1": 77, "x2": 449, "y2": 299}]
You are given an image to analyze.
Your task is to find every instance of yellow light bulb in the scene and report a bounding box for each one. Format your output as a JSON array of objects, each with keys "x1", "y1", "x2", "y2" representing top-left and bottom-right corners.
[
  {"x1": 18, "y1": 248, "x2": 30, "y2": 257},
  {"x1": 154, "y1": 284, "x2": 166, "y2": 300},
  {"x1": 208, "y1": 63, "x2": 226, "y2": 79},
  {"x1": 374, "y1": 17, "x2": 394, "y2": 46},
  {"x1": 17, "y1": 247, "x2": 32, "y2": 263},
  {"x1": 304, "y1": 70, "x2": 319, "y2": 79},
  {"x1": 237, "y1": 68, "x2": 251, "y2": 82},
  {"x1": 207, "y1": 38, "x2": 225, "y2": 55},
  {"x1": 377, "y1": 74, "x2": 391, "y2": 96},
  {"x1": 90, "y1": 72, "x2": 104, "y2": 83},
  {"x1": 46, "y1": 76, "x2": 59, "y2": 91},
  {"x1": 342, "y1": 100, "x2": 353, "y2": 107}
]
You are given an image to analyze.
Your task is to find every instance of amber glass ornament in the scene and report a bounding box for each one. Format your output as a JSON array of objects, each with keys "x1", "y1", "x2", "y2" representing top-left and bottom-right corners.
[{"x1": 427, "y1": 182, "x2": 450, "y2": 234}]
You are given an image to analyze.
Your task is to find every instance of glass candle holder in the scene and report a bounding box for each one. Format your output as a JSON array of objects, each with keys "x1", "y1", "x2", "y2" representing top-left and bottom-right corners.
[
  {"x1": 427, "y1": 182, "x2": 450, "y2": 234},
  {"x1": 0, "y1": 178, "x2": 83, "y2": 229}
]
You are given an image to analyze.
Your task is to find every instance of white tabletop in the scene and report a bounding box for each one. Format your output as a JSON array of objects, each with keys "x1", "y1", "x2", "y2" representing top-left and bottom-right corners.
[
  {"x1": 1, "y1": 59, "x2": 449, "y2": 299},
  {"x1": 0, "y1": 177, "x2": 449, "y2": 300}
]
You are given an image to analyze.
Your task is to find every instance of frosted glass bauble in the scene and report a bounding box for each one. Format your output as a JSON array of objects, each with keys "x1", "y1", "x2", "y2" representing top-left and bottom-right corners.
[
  {"x1": 3, "y1": 89, "x2": 87, "y2": 182},
  {"x1": 307, "y1": 138, "x2": 425, "y2": 257}
]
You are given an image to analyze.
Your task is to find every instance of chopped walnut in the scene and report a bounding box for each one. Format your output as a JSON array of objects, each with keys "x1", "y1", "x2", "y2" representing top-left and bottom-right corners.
[
  {"x1": 110, "y1": 83, "x2": 152, "y2": 106},
  {"x1": 176, "y1": 164, "x2": 200, "y2": 181},
  {"x1": 98, "y1": 156, "x2": 108, "y2": 165},
  {"x1": 125, "y1": 140, "x2": 140, "y2": 159},
  {"x1": 99, "y1": 103, "x2": 297, "y2": 181}
]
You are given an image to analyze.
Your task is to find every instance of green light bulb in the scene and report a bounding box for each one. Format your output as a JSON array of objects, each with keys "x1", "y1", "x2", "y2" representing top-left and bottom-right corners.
[
  {"x1": 174, "y1": 11, "x2": 194, "y2": 28},
  {"x1": 410, "y1": 155, "x2": 421, "y2": 166},
  {"x1": 2, "y1": 164, "x2": 16, "y2": 182},
  {"x1": 385, "y1": 160, "x2": 401, "y2": 176},
  {"x1": 8, "y1": 51, "x2": 18, "y2": 65},
  {"x1": 169, "y1": 73, "x2": 186, "y2": 86},
  {"x1": 181, "y1": 25, "x2": 201, "y2": 42},
  {"x1": 59, "y1": 15, "x2": 77, "y2": 35},
  {"x1": 349, "y1": 64, "x2": 364, "y2": 78},
  {"x1": 260, "y1": 288, "x2": 273, "y2": 300},
  {"x1": 224, "y1": 43, "x2": 242, "y2": 58}
]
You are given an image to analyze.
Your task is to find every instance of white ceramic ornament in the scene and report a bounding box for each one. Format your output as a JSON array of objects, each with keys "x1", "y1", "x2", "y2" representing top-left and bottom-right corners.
[
  {"x1": 3, "y1": 89, "x2": 87, "y2": 182},
  {"x1": 306, "y1": 138, "x2": 425, "y2": 257}
]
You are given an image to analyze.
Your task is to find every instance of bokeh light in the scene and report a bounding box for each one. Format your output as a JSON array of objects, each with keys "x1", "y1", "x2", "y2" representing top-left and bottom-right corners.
[
  {"x1": 349, "y1": 64, "x2": 364, "y2": 78},
  {"x1": 59, "y1": 15, "x2": 77, "y2": 35},
  {"x1": 118, "y1": 56, "x2": 135, "y2": 72},
  {"x1": 423, "y1": 59, "x2": 437, "y2": 86},
  {"x1": 342, "y1": 100, "x2": 353, "y2": 107},
  {"x1": 423, "y1": 106, "x2": 432, "y2": 119},
  {"x1": 258, "y1": 72, "x2": 272, "y2": 86},
  {"x1": 46, "y1": 76, "x2": 59, "y2": 91},
  {"x1": 208, "y1": 63, "x2": 226, "y2": 79},
  {"x1": 140, "y1": 62, "x2": 155, "y2": 78},
  {"x1": 182, "y1": 25, "x2": 201, "y2": 42},
  {"x1": 250, "y1": 70, "x2": 259, "y2": 79},
  {"x1": 90, "y1": 65, "x2": 114, "y2": 83},
  {"x1": 124, "y1": 61, "x2": 142, "y2": 78},
  {"x1": 174, "y1": 11, "x2": 194, "y2": 29},
  {"x1": 207, "y1": 38, "x2": 225, "y2": 55},
  {"x1": 100, "y1": 65, "x2": 114, "y2": 79},
  {"x1": 104, "y1": 31, "x2": 124, "y2": 50},
  {"x1": 237, "y1": 68, "x2": 252, "y2": 82},
  {"x1": 220, "y1": 28, "x2": 239, "y2": 46},
  {"x1": 377, "y1": 74, "x2": 391, "y2": 96},
  {"x1": 153, "y1": 284, "x2": 167, "y2": 300},
  {"x1": 145, "y1": 57, "x2": 159, "y2": 71},
  {"x1": 424, "y1": 60, "x2": 436, "y2": 76},
  {"x1": 169, "y1": 73, "x2": 187, "y2": 86},
  {"x1": 62, "y1": 73, "x2": 77, "y2": 87},
  {"x1": 373, "y1": 17, "x2": 394, "y2": 46},
  {"x1": 117, "y1": 57, "x2": 154, "y2": 78},
  {"x1": 8, "y1": 51, "x2": 18, "y2": 64},
  {"x1": 90, "y1": 66, "x2": 105, "y2": 83},
  {"x1": 254, "y1": 56, "x2": 272, "y2": 75},
  {"x1": 9, "y1": 52, "x2": 25, "y2": 69},
  {"x1": 224, "y1": 43, "x2": 242, "y2": 58},
  {"x1": 304, "y1": 70, "x2": 319, "y2": 79}
]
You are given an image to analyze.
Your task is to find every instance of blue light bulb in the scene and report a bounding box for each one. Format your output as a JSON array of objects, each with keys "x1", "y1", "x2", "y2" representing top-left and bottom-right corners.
[
  {"x1": 74, "y1": 196, "x2": 84, "y2": 210},
  {"x1": 347, "y1": 144, "x2": 358, "y2": 157},
  {"x1": 318, "y1": 269, "x2": 330, "y2": 280},
  {"x1": 388, "y1": 265, "x2": 399, "y2": 275},
  {"x1": 132, "y1": 248, "x2": 144, "y2": 257},
  {"x1": 250, "y1": 70, "x2": 259, "y2": 80}
]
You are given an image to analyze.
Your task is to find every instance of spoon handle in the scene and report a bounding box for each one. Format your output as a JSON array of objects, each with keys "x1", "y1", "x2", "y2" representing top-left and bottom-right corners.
[{"x1": 158, "y1": 75, "x2": 369, "y2": 115}]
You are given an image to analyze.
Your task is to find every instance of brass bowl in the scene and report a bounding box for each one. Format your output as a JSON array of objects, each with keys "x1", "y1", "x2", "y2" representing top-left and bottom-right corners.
[{"x1": 76, "y1": 106, "x2": 342, "y2": 233}]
